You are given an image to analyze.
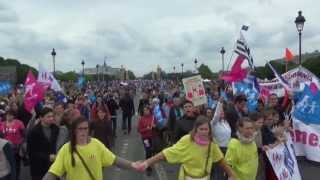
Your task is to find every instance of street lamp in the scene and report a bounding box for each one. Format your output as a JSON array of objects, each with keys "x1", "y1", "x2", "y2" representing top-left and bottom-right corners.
[
  {"x1": 173, "y1": 66, "x2": 176, "y2": 81},
  {"x1": 96, "y1": 64, "x2": 99, "y2": 82},
  {"x1": 51, "y1": 48, "x2": 56, "y2": 76},
  {"x1": 220, "y1": 47, "x2": 226, "y2": 72},
  {"x1": 181, "y1": 63, "x2": 184, "y2": 79},
  {"x1": 295, "y1": 11, "x2": 306, "y2": 65},
  {"x1": 81, "y1": 60, "x2": 85, "y2": 76},
  {"x1": 194, "y1": 58, "x2": 198, "y2": 73},
  {"x1": 103, "y1": 58, "x2": 107, "y2": 82}
]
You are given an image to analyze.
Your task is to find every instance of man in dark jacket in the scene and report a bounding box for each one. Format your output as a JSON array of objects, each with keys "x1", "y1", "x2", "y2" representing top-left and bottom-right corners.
[
  {"x1": 167, "y1": 97, "x2": 183, "y2": 132},
  {"x1": 119, "y1": 91, "x2": 135, "y2": 134},
  {"x1": 225, "y1": 94, "x2": 248, "y2": 138},
  {"x1": 174, "y1": 100, "x2": 196, "y2": 141},
  {"x1": 106, "y1": 94, "x2": 119, "y2": 137},
  {"x1": 138, "y1": 92, "x2": 150, "y2": 115},
  {"x1": 27, "y1": 107, "x2": 59, "y2": 180}
]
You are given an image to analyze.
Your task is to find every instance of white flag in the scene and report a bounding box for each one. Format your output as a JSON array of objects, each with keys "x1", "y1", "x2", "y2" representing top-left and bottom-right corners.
[{"x1": 37, "y1": 64, "x2": 63, "y2": 92}]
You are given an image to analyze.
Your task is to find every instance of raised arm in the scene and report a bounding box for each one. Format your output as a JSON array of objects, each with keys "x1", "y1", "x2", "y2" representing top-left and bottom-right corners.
[{"x1": 212, "y1": 98, "x2": 224, "y2": 125}]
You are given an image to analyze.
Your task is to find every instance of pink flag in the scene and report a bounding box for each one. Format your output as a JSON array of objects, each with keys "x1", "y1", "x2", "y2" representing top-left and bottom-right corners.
[
  {"x1": 24, "y1": 70, "x2": 47, "y2": 112},
  {"x1": 260, "y1": 87, "x2": 270, "y2": 104},
  {"x1": 221, "y1": 55, "x2": 247, "y2": 82},
  {"x1": 310, "y1": 82, "x2": 318, "y2": 95}
]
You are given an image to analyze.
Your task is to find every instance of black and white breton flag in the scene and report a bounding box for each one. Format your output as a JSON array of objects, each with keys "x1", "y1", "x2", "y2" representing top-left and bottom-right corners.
[{"x1": 234, "y1": 32, "x2": 254, "y2": 69}]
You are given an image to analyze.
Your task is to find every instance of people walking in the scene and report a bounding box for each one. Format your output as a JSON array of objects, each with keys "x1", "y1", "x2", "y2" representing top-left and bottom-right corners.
[
  {"x1": 138, "y1": 116, "x2": 236, "y2": 180},
  {"x1": 43, "y1": 117, "x2": 143, "y2": 180},
  {"x1": 27, "y1": 107, "x2": 60, "y2": 180},
  {"x1": 119, "y1": 91, "x2": 135, "y2": 135}
]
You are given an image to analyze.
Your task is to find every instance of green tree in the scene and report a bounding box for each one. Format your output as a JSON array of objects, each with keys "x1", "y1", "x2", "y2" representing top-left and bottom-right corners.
[
  {"x1": 198, "y1": 64, "x2": 214, "y2": 79},
  {"x1": 127, "y1": 70, "x2": 136, "y2": 80},
  {"x1": 302, "y1": 55, "x2": 320, "y2": 77},
  {"x1": 0, "y1": 58, "x2": 37, "y2": 84},
  {"x1": 56, "y1": 71, "x2": 78, "y2": 81}
]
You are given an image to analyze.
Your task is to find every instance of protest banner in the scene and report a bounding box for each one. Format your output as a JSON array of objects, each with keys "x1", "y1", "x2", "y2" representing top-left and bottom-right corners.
[
  {"x1": 266, "y1": 138, "x2": 302, "y2": 180},
  {"x1": 182, "y1": 75, "x2": 207, "y2": 106},
  {"x1": 259, "y1": 66, "x2": 320, "y2": 97},
  {"x1": 290, "y1": 83, "x2": 320, "y2": 162},
  {"x1": 291, "y1": 119, "x2": 320, "y2": 162}
]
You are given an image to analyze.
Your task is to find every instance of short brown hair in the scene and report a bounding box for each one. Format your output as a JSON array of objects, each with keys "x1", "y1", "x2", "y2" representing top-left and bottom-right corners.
[
  {"x1": 236, "y1": 117, "x2": 253, "y2": 129},
  {"x1": 249, "y1": 112, "x2": 264, "y2": 122},
  {"x1": 263, "y1": 108, "x2": 277, "y2": 119},
  {"x1": 190, "y1": 115, "x2": 213, "y2": 142}
]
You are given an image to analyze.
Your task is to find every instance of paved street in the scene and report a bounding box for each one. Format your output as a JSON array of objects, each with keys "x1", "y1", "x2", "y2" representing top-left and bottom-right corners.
[{"x1": 20, "y1": 93, "x2": 320, "y2": 180}]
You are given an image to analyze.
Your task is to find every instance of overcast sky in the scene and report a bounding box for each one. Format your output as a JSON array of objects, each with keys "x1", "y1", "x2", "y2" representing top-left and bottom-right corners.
[{"x1": 0, "y1": 0, "x2": 319, "y2": 76}]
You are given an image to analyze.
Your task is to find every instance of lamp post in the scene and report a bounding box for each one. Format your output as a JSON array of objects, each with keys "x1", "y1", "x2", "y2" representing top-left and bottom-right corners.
[
  {"x1": 220, "y1": 47, "x2": 226, "y2": 72},
  {"x1": 173, "y1": 66, "x2": 176, "y2": 81},
  {"x1": 81, "y1": 60, "x2": 85, "y2": 76},
  {"x1": 51, "y1": 48, "x2": 56, "y2": 76},
  {"x1": 96, "y1": 64, "x2": 99, "y2": 82},
  {"x1": 194, "y1": 58, "x2": 198, "y2": 73},
  {"x1": 103, "y1": 58, "x2": 106, "y2": 82},
  {"x1": 295, "y1": 11, "x2": 306, "y2": 65},
  {"x1": 181, "y1": 63, "x2": 184, "y2": 79}
]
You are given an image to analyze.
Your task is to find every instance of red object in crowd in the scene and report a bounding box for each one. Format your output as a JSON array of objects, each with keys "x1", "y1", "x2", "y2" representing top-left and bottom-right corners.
[
  {"x1": 24, "y1": 70, "x2": 47, "y2": 112},
  {"x1": 260, "y1": 87, "x2": 271, "y2": 104},
  {"x1": 0, "y1": 119, "x2": 25, "y2": 145},
  {"x1": 137, "y1": 115, "x2": 155, "y2": 139},
  {"x1": 285, "y1": 48, "x2": 294, "y2": 61}
]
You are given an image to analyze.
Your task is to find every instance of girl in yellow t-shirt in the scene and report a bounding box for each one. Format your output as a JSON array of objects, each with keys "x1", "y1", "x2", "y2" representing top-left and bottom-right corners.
[
  {"x1": 225, "y1": 117, "x2": 259, "y2": 180},
  {"x1": 43, "y1": 116, "x2": 141, "y2": 180},
  {"x1": 138, "y1": 115, "x2": 236, "y2": 180}
]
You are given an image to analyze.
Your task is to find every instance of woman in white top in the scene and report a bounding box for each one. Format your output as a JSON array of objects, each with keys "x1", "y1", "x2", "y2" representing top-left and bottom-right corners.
[
  {"x1": 210, "y1": 97, "x2": 232, "y2": 180},
  {"x1": 211, "y1": 97, "x2": 231, "y2": 149}
]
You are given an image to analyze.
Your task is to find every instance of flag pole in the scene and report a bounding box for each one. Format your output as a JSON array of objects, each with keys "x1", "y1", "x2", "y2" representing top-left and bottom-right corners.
[{"x1": 285, "y1": 61, "x2": 288, "y2": 72}]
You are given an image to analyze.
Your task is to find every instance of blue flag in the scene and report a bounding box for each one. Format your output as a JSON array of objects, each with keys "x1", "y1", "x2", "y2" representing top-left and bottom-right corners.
[
  {"x1": 293, "y1": 85, "x2": 320, "y2": 125},
  {"x1": 0, "y1": 81, "x2": 11, "y2": 95},
  {"x1": 77, "y1": 76, "x2": 86, "y2": 88},
  {"x1": 234, "y1": 80, "x2": 259, "y2": 113},
  {"x1": 153, "y1": 104, "x2": 166, "y2": 129}
]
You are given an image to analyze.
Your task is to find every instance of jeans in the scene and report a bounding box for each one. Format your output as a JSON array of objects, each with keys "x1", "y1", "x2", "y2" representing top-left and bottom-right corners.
[
  {"x1": 142, "y1": 138, "x2": 153, "y2": 172},
  {"x1": 122, "y1": 113, "x2": 132, "y2": 133},
  {"x1": 111, "y1": 117, "x2": 117, "y2": 136}
]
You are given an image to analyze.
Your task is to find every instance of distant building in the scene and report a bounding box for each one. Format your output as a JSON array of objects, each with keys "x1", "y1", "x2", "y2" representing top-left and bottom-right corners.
[
  {"x1": 83, "y1": 65, "x2": 122, "y2": 79},
  {"x1": 156, "y1": 65, "x2": 162, "y2": 80}
]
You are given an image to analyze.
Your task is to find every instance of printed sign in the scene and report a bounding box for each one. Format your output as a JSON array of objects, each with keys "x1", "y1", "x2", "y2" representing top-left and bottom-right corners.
[
  {"x1": 182, "y1": 75, "x2": 207, "y2": 106},
  {"x1": 266, "y1": 138, "x2": 302, "y2": 180}
]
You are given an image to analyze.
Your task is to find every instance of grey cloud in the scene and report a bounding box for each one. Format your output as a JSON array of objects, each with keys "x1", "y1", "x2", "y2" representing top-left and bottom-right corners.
[{"x1": 0, "y1": 3, "x2": 18, "y2": 23}]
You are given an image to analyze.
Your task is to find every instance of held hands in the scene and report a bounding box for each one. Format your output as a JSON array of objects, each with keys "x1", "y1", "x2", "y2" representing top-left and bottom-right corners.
[{"x1": 131, "y1": 161, "x2": 148, "y2": 172}]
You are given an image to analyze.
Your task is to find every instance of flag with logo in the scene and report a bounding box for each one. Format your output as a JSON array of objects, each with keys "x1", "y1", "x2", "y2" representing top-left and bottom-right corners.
[
  {"x1": 37, "y1": 64, "x2": 63, "y2": 92},
  {"x1": 266, "y1": 136, "x2": 301, "y2": 180},
  {"x1": 24, "y1": 70, "x2": 47, "y2": 112},
  {"x1": 233, "y1": 75, "x2": 259, "y2": 113},
  {"x1": 293, "y1": 84, "x2": 320, "y2": 125}
]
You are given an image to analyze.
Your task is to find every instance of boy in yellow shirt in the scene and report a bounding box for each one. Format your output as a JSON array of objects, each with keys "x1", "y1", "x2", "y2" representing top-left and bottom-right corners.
[{"x1": 225, "y1": 117, "x2": 258, "y2": 180}]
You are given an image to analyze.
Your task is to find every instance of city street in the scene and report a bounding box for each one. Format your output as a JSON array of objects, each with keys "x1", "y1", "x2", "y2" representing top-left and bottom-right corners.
[{"x1": 19, "y1": 93, "x2": 319, "y2": 180}]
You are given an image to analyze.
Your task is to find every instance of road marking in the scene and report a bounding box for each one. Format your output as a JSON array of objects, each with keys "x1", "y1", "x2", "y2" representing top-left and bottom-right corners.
[{"x1": 154, "y1": 163, "x2": 168, "y2": 180}]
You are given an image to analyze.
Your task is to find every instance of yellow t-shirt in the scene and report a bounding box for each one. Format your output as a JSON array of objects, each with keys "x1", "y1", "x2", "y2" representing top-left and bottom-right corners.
[
  {"x1": 225, "y1": 138, "x2": 258, "y2": 180},
  {"x1": 49, "y1": 138, "x2": 116, "y2": 180},
  {"x1": 162, "y1": 134, "x2": 223, "y2": 180}
]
